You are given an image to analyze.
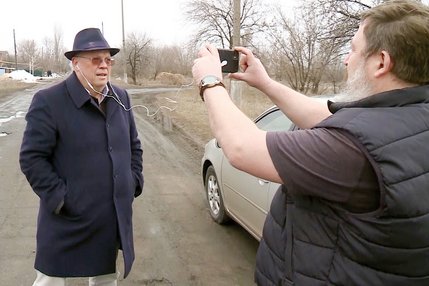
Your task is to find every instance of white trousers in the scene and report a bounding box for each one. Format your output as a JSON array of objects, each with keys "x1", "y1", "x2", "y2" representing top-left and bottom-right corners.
[{"x1": 32, "y1": 270, "x2": 118, "y2": 286}]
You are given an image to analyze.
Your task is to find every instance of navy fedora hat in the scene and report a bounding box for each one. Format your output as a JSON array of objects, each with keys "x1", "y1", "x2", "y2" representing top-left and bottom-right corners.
[{"x1": 64, "y1": 28, "x2": 120, "y2": 60}]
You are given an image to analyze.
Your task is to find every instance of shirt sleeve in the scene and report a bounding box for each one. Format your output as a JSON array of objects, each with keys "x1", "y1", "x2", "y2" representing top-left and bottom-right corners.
[{"x1": 266, "y1": 128, "x2": 379, "y2": 212}]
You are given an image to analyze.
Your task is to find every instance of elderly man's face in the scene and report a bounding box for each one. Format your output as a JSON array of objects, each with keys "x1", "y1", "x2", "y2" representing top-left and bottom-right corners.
[{"x1": 73, "y1": 50, "x2": 113, "y2": 92}]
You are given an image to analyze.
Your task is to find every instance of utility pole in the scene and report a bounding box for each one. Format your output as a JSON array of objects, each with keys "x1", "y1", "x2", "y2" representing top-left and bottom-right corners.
[
  {"x1": 121, "y1": 0, "x2": 128, "y2": 83},
  {"x1": 13, "y1": 29, "x2": 18, "y2": 70},
  {"x1": 231, "y1": 0, "x2": 242, "y2": 105},
  {"x1": 232, "y1": 0, "x2": 241, "y2": 47}
]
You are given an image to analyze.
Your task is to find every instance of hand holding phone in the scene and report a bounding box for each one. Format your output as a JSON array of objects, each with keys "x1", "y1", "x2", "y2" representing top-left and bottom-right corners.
[{"x1": 217, "y1": 49, "x2": 239, "y2": 73}]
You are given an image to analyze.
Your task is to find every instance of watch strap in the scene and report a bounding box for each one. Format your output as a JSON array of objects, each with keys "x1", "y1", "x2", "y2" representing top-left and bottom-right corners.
[{"x1": 199, "y1": 81, "x2": 225, "y2": 101}]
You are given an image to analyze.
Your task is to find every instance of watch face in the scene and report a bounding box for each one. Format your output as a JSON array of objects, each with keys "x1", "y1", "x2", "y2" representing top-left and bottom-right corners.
[
  {"x1": 201, "y1": 76, "x2": 221, "y2": 86},
  {"x1": 199, "y1": 75, "x2": 225, "y2": 101}
]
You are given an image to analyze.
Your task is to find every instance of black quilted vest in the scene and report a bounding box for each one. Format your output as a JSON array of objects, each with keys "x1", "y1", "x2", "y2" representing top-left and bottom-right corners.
[{"x1": 255, "y1": 85, "x2": 429, "y2": 286}]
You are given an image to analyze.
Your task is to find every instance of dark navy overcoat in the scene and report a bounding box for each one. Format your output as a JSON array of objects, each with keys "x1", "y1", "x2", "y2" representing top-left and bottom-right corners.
[{"x1": 19, "y1": 72, "x2": 144, "y2": 278}]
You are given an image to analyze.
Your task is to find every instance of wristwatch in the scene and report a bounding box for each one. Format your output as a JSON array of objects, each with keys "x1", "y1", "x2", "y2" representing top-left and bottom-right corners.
[{"x1": 199, "y1": 75, "x2": 225, "y2": 101}]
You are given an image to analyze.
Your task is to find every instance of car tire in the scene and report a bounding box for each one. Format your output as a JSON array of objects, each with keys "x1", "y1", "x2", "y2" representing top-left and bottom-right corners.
[{"x1": 205, "y1": 165, "x2": 230, "y2": 224}]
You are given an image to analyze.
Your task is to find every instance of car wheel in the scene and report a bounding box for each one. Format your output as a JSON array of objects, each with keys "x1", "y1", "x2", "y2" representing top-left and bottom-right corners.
[{"x1": 205, "y1": 165, "x2": 230, "y2": 224}]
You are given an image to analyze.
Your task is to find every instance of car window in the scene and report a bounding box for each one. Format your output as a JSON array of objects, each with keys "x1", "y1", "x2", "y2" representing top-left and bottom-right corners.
[{"x1": 255, "y1": 109, "x2": 293, "y2": 132}]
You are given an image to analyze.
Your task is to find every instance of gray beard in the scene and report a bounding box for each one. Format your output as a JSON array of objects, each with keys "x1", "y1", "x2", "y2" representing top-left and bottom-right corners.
[{"x1": 334, "y1": 64, "x2": 373, "y2": 102}]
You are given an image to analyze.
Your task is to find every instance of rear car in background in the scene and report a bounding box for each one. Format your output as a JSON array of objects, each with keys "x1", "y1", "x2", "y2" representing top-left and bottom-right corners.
[{"x1": 200, "y1": 106, "x2": 296, "y2": 240}]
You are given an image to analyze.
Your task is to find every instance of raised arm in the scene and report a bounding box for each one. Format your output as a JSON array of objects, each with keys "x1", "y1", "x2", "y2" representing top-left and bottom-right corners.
[
  {"x1": 230, "y1": 46, "x2": 332, "y2": 129},
  {"x1": 193, "y1": 44, "x2": 281, "y2": 183}
]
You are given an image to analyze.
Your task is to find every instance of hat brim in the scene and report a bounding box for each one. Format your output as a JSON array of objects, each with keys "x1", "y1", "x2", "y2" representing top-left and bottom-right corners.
[{"x1": 64, "y1": 48, "x2": 120, "y2": 60}]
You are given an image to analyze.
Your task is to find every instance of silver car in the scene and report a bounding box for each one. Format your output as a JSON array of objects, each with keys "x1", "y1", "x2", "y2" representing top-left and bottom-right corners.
[{"x1": 200, "y1": 106, "x2": 295, "y2": 240}]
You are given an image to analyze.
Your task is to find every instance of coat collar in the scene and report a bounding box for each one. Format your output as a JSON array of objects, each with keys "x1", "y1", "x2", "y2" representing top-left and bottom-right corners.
[
  {"x1": 65, "y1": 72, "x2": 93, "y2": 109},
  {"x1": 65, "y1": 72, "x2": 122, "y2": 119},
  {"x1": 328, "y1": 85, "x2": 429, "y2": 113}
]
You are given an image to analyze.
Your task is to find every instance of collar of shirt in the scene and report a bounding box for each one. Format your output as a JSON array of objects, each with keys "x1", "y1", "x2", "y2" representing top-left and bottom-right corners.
[{"x1": 85, "y1": 85, "x2": 109, "y2": 104}]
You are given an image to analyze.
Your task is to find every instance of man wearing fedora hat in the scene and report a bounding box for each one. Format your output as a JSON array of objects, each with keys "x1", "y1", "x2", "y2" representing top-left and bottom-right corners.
[{"x1": 20, "y1": 28, "x2": 144, "y2": 285}]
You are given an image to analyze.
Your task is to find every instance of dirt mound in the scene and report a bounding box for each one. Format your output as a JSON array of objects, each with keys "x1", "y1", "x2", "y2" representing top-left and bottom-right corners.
[{"x1": 155, "y1": 72, "x2": 186, "y2": 85}]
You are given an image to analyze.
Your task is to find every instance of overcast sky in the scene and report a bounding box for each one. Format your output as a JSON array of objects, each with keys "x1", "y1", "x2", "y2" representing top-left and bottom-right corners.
[
  {"x1": 0, "y1": 0, "x2": 299, "y2": 53},
  {"x1": 0, "y1": 0, "x2": 192, "y2": 52},
  {"x1": 1, "y1": 0, "x2": 428, "y2": 54}
]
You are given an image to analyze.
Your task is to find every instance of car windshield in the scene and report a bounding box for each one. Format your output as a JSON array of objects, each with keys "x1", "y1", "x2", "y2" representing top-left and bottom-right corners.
[{"x1": 256, "y1": 109, "x2": 293, "y2": 132}]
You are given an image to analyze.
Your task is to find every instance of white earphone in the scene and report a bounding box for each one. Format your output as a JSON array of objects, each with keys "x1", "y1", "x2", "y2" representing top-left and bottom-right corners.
[{"x1": 73, "y1": 60, "x2": 181, "y2": 116}]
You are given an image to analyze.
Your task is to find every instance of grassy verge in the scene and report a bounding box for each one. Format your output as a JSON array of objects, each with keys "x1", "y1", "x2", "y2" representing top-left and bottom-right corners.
[
  {"x1": 170, "y1": 82, "x2": 273, "y2": 145},
  {"x1": 130, "y1": 80, "x2": 274, "y2": 147},
  {"x1": 0, "y1": 79, "x2": 37, "y2": 99}
]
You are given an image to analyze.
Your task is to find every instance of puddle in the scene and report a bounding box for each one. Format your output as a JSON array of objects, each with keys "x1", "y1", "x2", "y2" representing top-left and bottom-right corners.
[
  {"x1": 0, "y1": 111, "x2": 26, "y2": 125},
  {"x1": 0, "y1": 115, "x2": 17, "y2": 124},
  {"x1": 0, "y1": 111, "x2": 25, "y2": 137}
]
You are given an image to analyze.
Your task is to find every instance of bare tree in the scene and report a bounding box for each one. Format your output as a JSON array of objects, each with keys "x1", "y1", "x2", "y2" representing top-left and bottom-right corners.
[
  {"x1": 185, "y1": 0, "x2": 269, "y2": 48},
  {"x1": 18, "y1": 39, "x2": 39, "y2": 73},
  {"x1": 125, "y1": 32, "x2": 152, "y2": 85},
  {"x1": 322, "y1": 59, "x2": 346, "y2": 94},
  {"x1": 263, "y1": 0, "x2": 388, "y2": 94},
  {"x1": 41, "y1": 37, "x2": 54, "y2": 72},
  {"x1": 39, "y1": 26, "x2": 68, "y2": 74},
  {"x1": 52, "y1": 26, "x2": 67, "y2": 72},
  {"x1": 267, "y1": 2, "x2": 345, "y2": 94},
  {"x1": 146, "y1": 45, "x2": 194, "y2": 80},
  {"x1": 313, "y1": 0, "x2": 378, "y2": 49}
]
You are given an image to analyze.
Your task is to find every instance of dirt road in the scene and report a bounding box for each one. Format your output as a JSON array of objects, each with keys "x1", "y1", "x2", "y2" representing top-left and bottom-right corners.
[{"x1": 0, "y1": 80, "x2": 259, "y2": 285}]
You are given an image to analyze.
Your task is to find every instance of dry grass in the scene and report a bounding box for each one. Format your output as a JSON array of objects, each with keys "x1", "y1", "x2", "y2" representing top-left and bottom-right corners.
[
  {"x1": 152, "y1": 80, "x2": 274, "y2": 146},
  {"x1": 127, "y1": 78, "x2": 274, "y2": 148},
  {"x1": 0, "y1": 77, "x2": 37, "y2": 98}
]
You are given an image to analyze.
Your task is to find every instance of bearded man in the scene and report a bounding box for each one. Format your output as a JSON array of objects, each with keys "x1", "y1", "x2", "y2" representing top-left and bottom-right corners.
[{"x1": 192, "y1": 0, "x2": 429, "y2": 285}]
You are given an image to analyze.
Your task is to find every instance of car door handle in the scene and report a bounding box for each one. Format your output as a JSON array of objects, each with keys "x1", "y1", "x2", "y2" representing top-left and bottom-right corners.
[{"x1": 258, "y1": 179, "x2": 269, "y2": 185}]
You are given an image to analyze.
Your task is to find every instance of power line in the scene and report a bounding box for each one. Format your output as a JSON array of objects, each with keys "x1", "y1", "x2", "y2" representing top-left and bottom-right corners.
[{"x1": 0, "y1": 59, "x2": 27, "y2": 66}]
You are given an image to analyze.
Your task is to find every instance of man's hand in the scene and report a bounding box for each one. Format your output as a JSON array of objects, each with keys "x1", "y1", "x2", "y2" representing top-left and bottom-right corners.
[
  {"x1": 192, "y1": 44, "x2": 223, "y2": 85},
  {"x1": 228, "y1": 46, "x2": 272, "y2": 92}
]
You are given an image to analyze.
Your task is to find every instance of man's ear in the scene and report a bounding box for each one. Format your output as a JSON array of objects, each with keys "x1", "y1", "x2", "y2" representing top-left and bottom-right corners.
[
  {"x1": 374, "y1": 51, "x2": 393, "y2": 78},
  {"x1": 71, "y1": 58, "x2": 79, "y2": 71}
]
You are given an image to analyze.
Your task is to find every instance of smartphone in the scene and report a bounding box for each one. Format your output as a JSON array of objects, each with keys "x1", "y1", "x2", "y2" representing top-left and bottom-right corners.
[{"x1": 217, "y1": 49, "x2": 239, "y2": 73}]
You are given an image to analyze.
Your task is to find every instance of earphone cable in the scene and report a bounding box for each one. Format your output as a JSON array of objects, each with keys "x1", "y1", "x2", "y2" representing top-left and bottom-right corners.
[{"x1": 76, "y1": 65, "x2": 194, "y2": 117}]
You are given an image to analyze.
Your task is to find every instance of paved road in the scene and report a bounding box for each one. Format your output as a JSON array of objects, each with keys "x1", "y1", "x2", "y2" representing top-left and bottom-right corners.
[{"x1": 0, "y1": 81, "x2": 259, "y2": 285}]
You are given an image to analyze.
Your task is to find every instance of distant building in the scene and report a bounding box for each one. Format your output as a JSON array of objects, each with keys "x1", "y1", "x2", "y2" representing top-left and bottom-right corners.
[
  {"x1": 0, "y1": 66, "x2": 15, "y2": 75},
  {"x1": 0, "y1": 51, "x2": 9, "y2": 65},
  {"x1": 0, "y1": 51, "x2": 16, "y2": 75}
]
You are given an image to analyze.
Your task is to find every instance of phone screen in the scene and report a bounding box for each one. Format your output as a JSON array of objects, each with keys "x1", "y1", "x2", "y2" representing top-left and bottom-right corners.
[{"x1": 218, "y1": 49, "x2": 239, "y2": 73}]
